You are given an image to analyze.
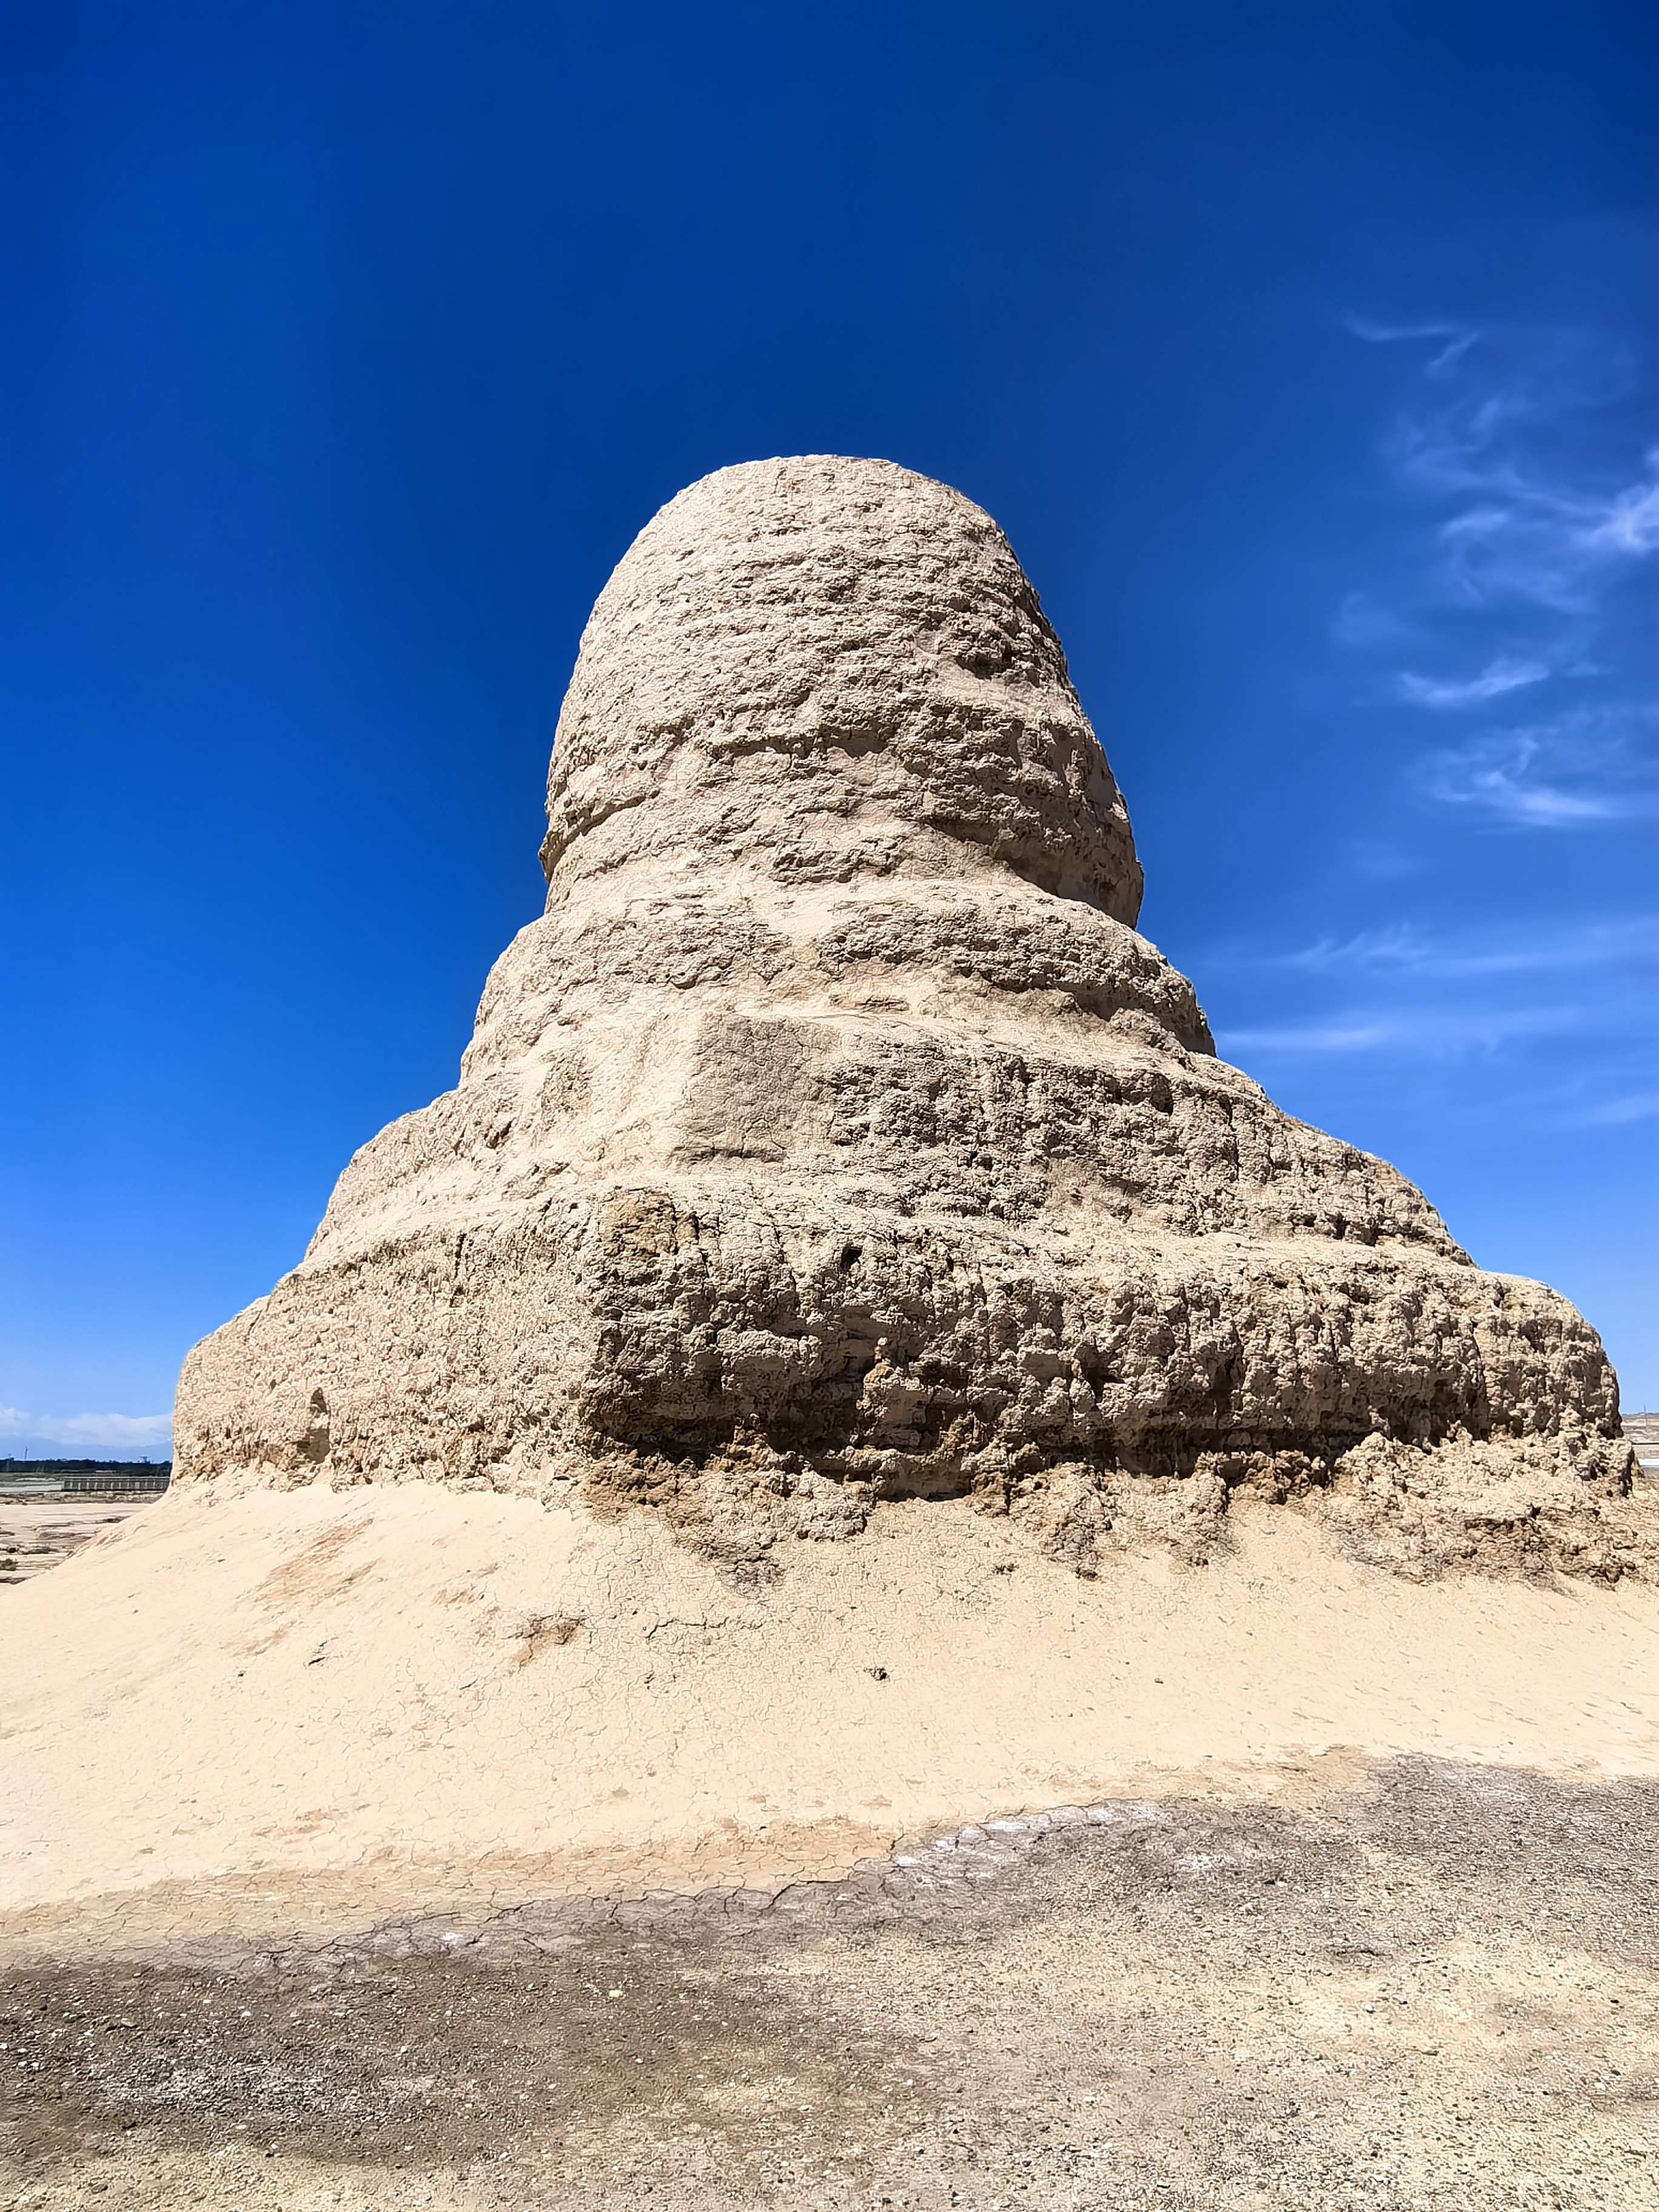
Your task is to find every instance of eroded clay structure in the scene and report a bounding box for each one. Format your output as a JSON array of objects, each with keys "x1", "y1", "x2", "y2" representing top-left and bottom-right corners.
[{"x1": 175, "y1": 457, "x2": 1640, "y2": 1578}]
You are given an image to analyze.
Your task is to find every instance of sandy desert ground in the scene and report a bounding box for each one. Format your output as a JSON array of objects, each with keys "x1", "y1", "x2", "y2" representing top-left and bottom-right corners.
[
  {"x1": 0, "y1": 1496, "x2": 155, "y2": 1589},
  {"x1": 2, "y1": 1484, "x2": 1658, "y2": 2205},
  {"x1": 6, "y1": 1483, "x2": 1659, "y2": 1948}
]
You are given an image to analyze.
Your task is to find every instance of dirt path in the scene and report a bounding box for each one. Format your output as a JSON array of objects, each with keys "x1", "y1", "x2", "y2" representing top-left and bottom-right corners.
[{"x1": 5, "y1": 1759, "x2": 1655, "y2": 2210}]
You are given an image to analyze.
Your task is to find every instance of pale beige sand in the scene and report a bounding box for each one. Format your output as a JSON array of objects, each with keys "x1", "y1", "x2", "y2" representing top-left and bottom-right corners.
[
  {"x1": 0, "y1": 1490, "x2": 158, "y2": 1583},
  {"x1": 4, "y1": 1482, "x2": 1659, "y2": 1957}
]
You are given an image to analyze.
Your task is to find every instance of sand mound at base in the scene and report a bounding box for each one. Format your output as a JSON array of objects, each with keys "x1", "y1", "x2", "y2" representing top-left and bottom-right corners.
[{"x1": 5, "y1": 1483, "x2": 1659, "y2": 1957}]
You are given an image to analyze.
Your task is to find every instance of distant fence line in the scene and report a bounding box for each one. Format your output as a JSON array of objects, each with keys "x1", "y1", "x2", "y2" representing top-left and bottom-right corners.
[{"x1": 57, "y1": 1472, "x2": 172, "y2": 1496}]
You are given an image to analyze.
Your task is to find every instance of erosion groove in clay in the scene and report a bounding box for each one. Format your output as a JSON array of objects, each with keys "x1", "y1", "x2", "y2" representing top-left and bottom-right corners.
[{"x1": 174, "y1": 455, "x2": 1646, "y2": 1581}]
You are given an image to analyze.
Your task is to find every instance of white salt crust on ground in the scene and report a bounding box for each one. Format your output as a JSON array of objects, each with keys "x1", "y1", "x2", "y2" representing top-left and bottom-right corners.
[{"x1": 4, "y1": 1483, "x2": 1659, "y2": 1959}]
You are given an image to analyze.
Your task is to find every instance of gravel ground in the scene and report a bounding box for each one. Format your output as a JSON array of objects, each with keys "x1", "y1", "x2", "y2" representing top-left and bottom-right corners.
[{"x1": 3, "y1": 1758, "x2": 1655, "y2": 2210}]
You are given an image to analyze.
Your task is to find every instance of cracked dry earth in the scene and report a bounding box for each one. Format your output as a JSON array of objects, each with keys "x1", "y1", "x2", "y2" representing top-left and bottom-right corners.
[{"x1": 5, "y1": 1763, "x2": 1656, "y2": 2211}]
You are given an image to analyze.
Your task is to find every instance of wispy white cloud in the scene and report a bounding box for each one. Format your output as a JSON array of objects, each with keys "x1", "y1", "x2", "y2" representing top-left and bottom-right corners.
[
  {"x1": 1384, "y1": 365, "x2": 1659, "y2": 612},
  {"x1": 1208, "y1": 904, "x2": 1658, "y2": 1131},
  {"x1": 1344, "y1": 317, "x2": 1477, "y2": 375},
  {"x1": 1221, "y1": 298, "x2": 1659, "y2": 1158},
  {"x1": 0, "y1": 1404, "x2": 172, "y2": 1452},
  {"x1": 1581, "y1": 468, "x2": 1659, "y2": 557},
  {"x1": 1218, "y1": 995, "x2": 1618, "y2": 1064},
  {"x1": 1274, "y1": 914, "x2": 1659, "y2": 981},
  {"x1": 1415, "y1": 733, "x2": 1617, "y2": 825},
  {"x1": 1346, "y1": 838, "x2": 1424, "y2": 882},
  {"x1": 1344, "y1": 320, "x2": 1654, "y2": 650},
  {"x1": 1396, "y1": 655, "x2": 1550, "y2": 708},
  {"x1": 1333, "y1": 317, "x2": 1658, "y2": 837},
  {"x1": 1214, "y1": 1022, "x2": 1399, "y2": 1057},
  {"x1": 1584, "y1": 1091, "x2": 1659, "y2": 1127},
  {"x1": 1412, "y1": 707, "x2": 1659, "y2": 829},
  {"x1": 1346, "y1": 318, "x2": 1464, "y2": 343},
  {"x1": 1331, "y1": 592, "x2": 1418, "y2": 649}
]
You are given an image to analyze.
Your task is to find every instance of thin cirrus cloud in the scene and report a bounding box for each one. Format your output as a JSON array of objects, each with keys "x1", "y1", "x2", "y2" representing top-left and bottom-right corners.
[
  {"x1": 1212, "y1": 1021, "x2": 1399, "y2": 1057},
  {"x1": 1412, "y1": 708, "x2": 1659, "y2": 829},
  {"x1": 1208, "y1": 913, "x2": 1659, "y2": 1125},
  {"x1": 1332, "y1": 592, "x2": 1419, "y2": 649},
  {"x1": 1428, "y1": 461, "x2": 1659, "y2": 611},
  {"x1": 1395, "y1": 655, "x2": 1550, "y2": 708},
  {"x1": 0, "y1": 1404, "x2": 172, "y2": 1452},
  {"x1": 1414, "y1": 731, "x2": 1618, "y2": 826},
  {"x1": 1272, "y1": 912, "x2": 1659, "y2": 980},
  {"x1": 1343, "y1": 317, "x2": 1477, "y2": 375},
  {"x1": 1581, "y1": 469, "x2": 1659, "y2": 558},
  {"x1": 1243, "y1": 307, "x2": 1658, "y2": 1168},
  {"x1": 1335, "y1": 317, "x2": 1658, "y2": 831},
  {"x1": 1214, "y1": 1008, "x2": 1659, "y2": 1139},
  {"x1": 1369, "y1": 336, "x2": 1658, "y2": 614},
  {"x1": 1215, "y1": 999, "x2": 1607, "y2": 1061},
  {"x1": 1586, "y1": 1091, "x2": 1659, "y2": 1127}
]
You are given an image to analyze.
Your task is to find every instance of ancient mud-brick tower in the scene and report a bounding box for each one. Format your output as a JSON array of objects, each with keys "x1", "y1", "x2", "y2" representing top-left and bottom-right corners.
[{"x1": 175, "y1": 458, "x2": 1635, "y2": 1577}]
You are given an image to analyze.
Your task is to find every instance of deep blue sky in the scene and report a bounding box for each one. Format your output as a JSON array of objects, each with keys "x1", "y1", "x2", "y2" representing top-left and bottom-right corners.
[{"x1": 4, "y1": 1, "x2": 1656, "y2": 1454}]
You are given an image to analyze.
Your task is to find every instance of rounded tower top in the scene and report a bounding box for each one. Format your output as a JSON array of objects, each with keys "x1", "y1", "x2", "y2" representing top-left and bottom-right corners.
[{"x1": 541, "y1": 455, "x2": 1143, "y2": 923}]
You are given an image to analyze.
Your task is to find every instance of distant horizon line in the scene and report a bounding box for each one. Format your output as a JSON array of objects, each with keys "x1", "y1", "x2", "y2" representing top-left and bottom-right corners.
[{"x1": 0, "y1": 1453, "x2": 173, "y2": 1470}]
